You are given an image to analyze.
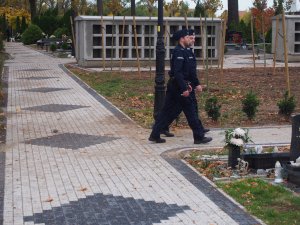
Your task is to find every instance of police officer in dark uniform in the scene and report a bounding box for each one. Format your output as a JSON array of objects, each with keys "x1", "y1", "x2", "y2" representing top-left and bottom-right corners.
[
  {"x1": 186, "y1": 29, "x2": 210, "y2": 133},
  {"x1": 149, "y1": 29, "x2": 212, "y2": 144},
  {"x1": 160, "y1": 29, "x2": 210, "y2": 136}
]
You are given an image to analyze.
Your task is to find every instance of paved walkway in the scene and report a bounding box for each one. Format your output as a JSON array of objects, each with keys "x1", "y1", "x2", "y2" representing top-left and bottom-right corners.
[{"x1": 1, "y1": 42, "x2": 292, "y2": 225}]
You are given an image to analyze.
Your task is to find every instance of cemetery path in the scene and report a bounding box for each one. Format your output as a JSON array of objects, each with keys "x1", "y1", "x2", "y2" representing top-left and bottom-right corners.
[{"x1": 1, "y1": 42, "x2": 291, "y2": 225}]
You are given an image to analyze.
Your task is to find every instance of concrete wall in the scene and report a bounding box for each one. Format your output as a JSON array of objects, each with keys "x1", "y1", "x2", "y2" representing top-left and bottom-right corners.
[
  {"x1": 75, "y1": 16, "x2": 222, "y2": 68},
  {"x1": 272, "y1": 15, "x2": 300, "y2": 62}
]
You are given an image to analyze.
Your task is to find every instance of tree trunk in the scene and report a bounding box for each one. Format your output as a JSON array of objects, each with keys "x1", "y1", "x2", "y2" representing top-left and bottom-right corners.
[{"x1": 29, "y1": 0, "x2": 36, "y2": 21}]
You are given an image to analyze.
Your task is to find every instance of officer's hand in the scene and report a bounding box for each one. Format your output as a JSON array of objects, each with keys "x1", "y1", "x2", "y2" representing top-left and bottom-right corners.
[
  {"x1": 181, "y1": 90, "x2": 190, "y2": 97},
  {"x1": 195, "y1": 85, "x2": 203, "y2": 92}
]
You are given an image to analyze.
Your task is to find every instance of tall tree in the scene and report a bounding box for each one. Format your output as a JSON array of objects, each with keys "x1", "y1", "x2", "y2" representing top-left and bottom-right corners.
[
  {"x1": 194, "y1": 0, "x2": 206, "y2": 17},
  {"x1": 273, "y1": 0, "x2": 293, "y2": 15},
  {"x1": 21, "y1": 16, "x2": 27, "y2": 33},
  {"x1": 97, "y1": 0, "x2": 103, "y2": 15},
  {"x1": 228, "y1": 0, "x2": 239, "y2": 30},
  {"x1": 15, "y1": 16, "x2": 20, "y2": 33},
  {"x1": 29, "y1": 0, "x2": 36, "y2": 20}
]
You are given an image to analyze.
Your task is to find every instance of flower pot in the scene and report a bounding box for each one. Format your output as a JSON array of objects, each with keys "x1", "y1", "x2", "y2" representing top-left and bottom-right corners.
[{"x1": 228, "y1": 145, "x2": 241, "y2": 169}]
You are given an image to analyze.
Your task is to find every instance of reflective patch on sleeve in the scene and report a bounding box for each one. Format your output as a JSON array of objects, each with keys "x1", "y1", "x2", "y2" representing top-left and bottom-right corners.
[
  {"x1": 189, "y1": 57, "x2": 193, "y2": 59},
  {"x1": 177, "y1": 57, "x2": 184, "y2": 59}
]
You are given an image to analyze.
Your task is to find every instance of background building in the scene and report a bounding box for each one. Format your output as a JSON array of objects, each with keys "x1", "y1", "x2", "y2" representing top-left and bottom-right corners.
[{"x1": 75, "y1": 16, "x2": 222, "y2": 68}]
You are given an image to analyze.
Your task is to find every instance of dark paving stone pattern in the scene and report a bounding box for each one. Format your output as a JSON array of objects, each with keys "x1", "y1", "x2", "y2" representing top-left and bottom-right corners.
[
  {"x1": 21, "y1": 87, "x2": 71, "y2": 93},
  {"x1": 25, "y1": 133, "x2": 119, "y2": 149},
  {"x1": 23, "y1": 104, "x2": 89, "y2": 113},
  {"x1": 18, "y1": 76, "x2": 59, "y2": 80},
  {"x1": 162, "y1": 152, "x2": 262, "y2": 225},
  {"x1": 21, "y1": 69, "x2": 50, "y2": 72},
  {"x1": 23, "y1": 193, "x2": 190, "y2": 225}
]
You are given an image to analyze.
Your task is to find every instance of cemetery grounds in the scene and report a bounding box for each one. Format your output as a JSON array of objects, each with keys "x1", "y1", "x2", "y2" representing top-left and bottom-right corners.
[{"x1": 67, "y1": 64, "x2": 300, "y2": 225}]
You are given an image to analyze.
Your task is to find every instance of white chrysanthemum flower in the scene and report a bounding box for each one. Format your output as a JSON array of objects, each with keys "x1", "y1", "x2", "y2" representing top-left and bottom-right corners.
[
  {"x1": 230, "y1": 138, "x2": 244, "y2": 146},
  {"x1": 233, "y1": 128, "x2": 246, "y2": 137}
]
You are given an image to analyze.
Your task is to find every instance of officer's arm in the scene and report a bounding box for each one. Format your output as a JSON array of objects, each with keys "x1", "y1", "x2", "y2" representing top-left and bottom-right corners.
[{"x1": 173, "y1": 50, "x2": 188, "y2": 93}]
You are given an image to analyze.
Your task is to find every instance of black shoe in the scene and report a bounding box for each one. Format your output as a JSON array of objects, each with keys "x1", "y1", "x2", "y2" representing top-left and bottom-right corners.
[
  {"x1": 204, "y1": 128, "x2": 210, "y2": 133},
  {"x1": 160, "y1": 130, "x2": 175, "y2": 137},
  {"x1": 194, "y1": 137, "x2": 212, "y2": 144},
  {"x1": 148, "y1": 136, "x2": 166, "y2": 143}
]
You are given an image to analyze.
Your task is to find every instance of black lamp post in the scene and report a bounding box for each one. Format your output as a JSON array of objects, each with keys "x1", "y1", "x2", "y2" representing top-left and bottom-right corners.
[{"x1": 153, "y1": 0, "x2": 166, "y2": 120}]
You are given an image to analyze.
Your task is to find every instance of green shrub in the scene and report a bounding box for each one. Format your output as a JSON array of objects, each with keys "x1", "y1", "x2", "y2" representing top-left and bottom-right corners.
[
  {"x1": 205, "y1": 96, "x2": 221, "y2": 121},
  {"x1": 50, "y1": 43, "x2": 57, "y2": 52},
  {"x1": 277, "y1": 91, "x2": 296, "y2": 116},
  {"x1": 53, "y1": 27, "x2": 68, "y2": 39},
  {"x1": 21, "y1": 24, "x2": 43, "y2": 45},
  {"x1": 61, "y1": 42, "x2": 69, "y2": 50},
  {"x1": 242, "y1": 91, "x2": 260, "y2": 120}
]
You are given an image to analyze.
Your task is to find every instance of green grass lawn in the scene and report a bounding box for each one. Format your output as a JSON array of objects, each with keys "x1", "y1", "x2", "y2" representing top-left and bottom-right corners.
[{"x1": 218, "y1": 178, "x2": 300, "y2": 225}]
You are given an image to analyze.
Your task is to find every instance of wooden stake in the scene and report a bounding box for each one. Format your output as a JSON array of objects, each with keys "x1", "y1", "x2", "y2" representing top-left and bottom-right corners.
[
  {"x1": 100, "y1": 14, "x2": 106, "y2": 70},
  {"x1": 119, "y1": 16, "x2": 126, "y2": 72},
  {"x1": 251, "y1": 14, "x2": 256, "y2": 76},
  {"x1": 273, "y1": 15, "x2": 279, "y2": 76},
  {"x1": 200, "y1": 15, "x2": 205, "y2": 69},
  {"x1": 133, "y1": 16, "x2": 141, "y2": 78},
  {"x1": 149, "y1": 15, "x2": 152, "y2": 77},
  {"x1": 217, "y1": 19, "x2": 223, "y2": 69},
  {"x1": 110, "y1": 15, "x2": 115, "y2": 71},
  {"x1": 184, "y1": 13, "x2": 188, "y2": 29},
  {"x1": 70, "y1": 16, "x2": 76, "y2": 58},
  {"x1": 282, "y1": 11, "x2": 291, "y2": 96},
  {"x1": 220, "y1": 15, "x2": 227, "y2": 87},
  {"x1": 262, "y1": 13, "x2": 266, "y2": 75}
]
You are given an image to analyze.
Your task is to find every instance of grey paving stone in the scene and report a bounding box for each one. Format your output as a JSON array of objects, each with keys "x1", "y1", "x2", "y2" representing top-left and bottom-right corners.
[
  {"x1": 23, "y1": 104, "x2": 89, "y2": 112},
  {"x1": 25, "y1": 133, "x2": 119, "y2": 149}
]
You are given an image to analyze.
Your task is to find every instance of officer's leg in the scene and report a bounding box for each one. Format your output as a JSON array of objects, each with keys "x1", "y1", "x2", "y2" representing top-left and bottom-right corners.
[
  {"x1": 180, "y1": 96, "x2": 204, "y2": 140},
  {"x1": 190, "y1": 90, "x2": 209, "y2": 133},
  {"x1": 150, "y1": 89, "x2": 180, "y2": 142}
]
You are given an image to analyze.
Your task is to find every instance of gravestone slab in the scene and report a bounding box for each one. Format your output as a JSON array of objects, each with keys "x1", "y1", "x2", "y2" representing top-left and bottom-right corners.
[{"x1": 290, "y1": 114, "x2": 300, "y2": 161}]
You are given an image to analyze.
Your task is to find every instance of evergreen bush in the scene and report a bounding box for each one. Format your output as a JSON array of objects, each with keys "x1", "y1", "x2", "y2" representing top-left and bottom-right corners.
[
  {"x1": 242, "y1": 91, "x2": 260, "y2": 120},
  {"x1": 277, "y1": 91, "x2": 296, "y2": 116},
  {"x1": 21, "y1": 24, "x2": 43, "y2": 45},
  {"x1": 205, "y1": 96, "x2": 221, "y2": 121}
]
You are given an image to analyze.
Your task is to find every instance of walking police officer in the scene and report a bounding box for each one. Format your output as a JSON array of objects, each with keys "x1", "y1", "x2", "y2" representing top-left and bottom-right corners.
[
  {"x1": 186, "y1": 29, "x2": 209, "y2": 133},
  {"x1": 149, "y1": 29, "x2": 212, "y2": 144}
]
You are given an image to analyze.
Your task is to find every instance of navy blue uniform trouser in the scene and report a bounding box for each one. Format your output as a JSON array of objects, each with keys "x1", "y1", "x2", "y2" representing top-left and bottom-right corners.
[
  {"x1": 162, "y1": 89, "x2": 205, "y2": 132},
  {"x1": 150, "y1": 82, "x2": 204, "y2": 140}
]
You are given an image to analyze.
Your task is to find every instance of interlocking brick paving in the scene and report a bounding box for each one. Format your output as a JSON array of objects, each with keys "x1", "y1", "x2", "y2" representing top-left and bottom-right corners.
[
  {"x1": 23, "y1": 193, "x2": 190, "y2": 225},
  {"x1": 1, "y1": 42, "x2": 267, "y2": 225}
]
